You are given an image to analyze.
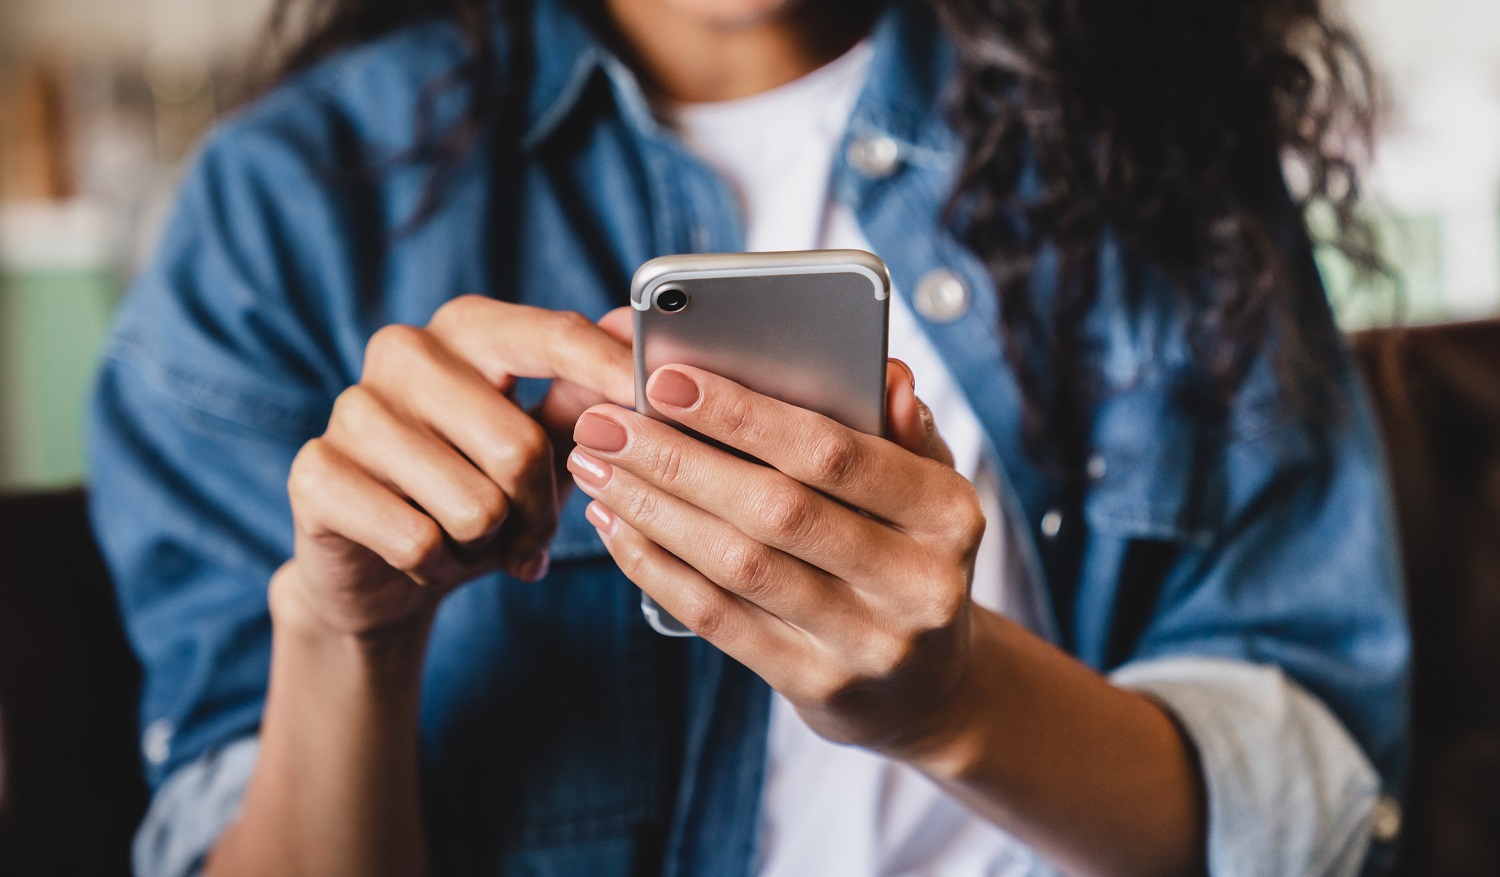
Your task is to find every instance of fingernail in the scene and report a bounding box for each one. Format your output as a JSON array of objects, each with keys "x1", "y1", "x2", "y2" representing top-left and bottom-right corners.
[
  {"x1": 585, "y1": 501, "x2": 616, "y2": 535},
  {"x1": 648, "y1": 367, "x2": 701, "y2": 410},
  {"x1": 890, "y1": 358, "x2": 916, "y2": 390},
  {"x1": 575, "y1": 412, "x2": 628, "y2": 453},
  {"x1": 518, "y1": 550, "x2": 550, "y2": 582},
  {"x1": 568, "y1": 449, "x2": 612, "y2": 488}
]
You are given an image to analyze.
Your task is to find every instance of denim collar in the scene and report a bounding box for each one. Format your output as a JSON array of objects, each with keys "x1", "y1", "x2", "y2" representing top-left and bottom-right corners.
[
  {"x1": 518, "y1": 0, "x2": 959, "y2": 159},
  {"x1": 520, "y1": 0, "x2": 608, "y2": 149}
]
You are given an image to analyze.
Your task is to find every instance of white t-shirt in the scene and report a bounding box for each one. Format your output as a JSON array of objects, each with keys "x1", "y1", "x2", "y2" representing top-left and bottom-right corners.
[{"x1": 658, "y1": 42, "x2": 1041, "y2": 877}]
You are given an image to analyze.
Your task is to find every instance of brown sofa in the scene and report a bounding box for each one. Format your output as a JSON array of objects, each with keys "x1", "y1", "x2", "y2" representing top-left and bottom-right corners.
[
  {"x1": 0, "y1": 321, "x2": 1498, "y2": 876},
  {"x1": 1353, "y1": 321, "x2": 1500, "y2": 876},
  {"x1": 0, "y1": 490, "x2": 146, "y2": 876}
]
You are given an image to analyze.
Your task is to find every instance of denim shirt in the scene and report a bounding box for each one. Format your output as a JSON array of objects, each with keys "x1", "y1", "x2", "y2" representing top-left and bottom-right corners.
[{"x1": 89, "y1": 1, "x2": 1410, "y2": 875}]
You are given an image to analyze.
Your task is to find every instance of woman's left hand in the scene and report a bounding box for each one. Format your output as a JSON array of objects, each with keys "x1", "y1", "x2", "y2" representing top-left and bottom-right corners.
[{"x1": 568, "y1": 360, "x2": 987, "y2": 758}]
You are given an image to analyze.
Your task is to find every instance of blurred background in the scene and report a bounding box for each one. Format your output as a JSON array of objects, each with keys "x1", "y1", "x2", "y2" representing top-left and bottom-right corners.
[{"x1": 1, "y1": 0, "x2": 1499, "y2": 491}]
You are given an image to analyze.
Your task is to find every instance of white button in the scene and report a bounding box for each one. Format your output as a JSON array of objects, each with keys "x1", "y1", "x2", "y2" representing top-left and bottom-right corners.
[
  {"x1": 914, "y1": 269, "x2": 970, "y2": 322},
  {"x1": 1370, "y1": 794, "x2": 1402, "y2": 842},
  {"x1": 1087, "y1": 454, "x2": 1108, "y2": 480},
  {"x1": 1040, "y1": 509, "x2": 1063, "y2": 539},
  {"x1": 847, "y1": 134, "x2": 901, "y2": 178},
  {"x1": 142, "y1": 718, "x2": 174, "y2": 765}
]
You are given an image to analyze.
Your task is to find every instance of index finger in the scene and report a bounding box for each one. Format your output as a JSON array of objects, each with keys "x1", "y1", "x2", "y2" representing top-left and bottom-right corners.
[
  {"x1": 427, "y1": 297, "x2": 635, "y2": 406},
  {"x1": 643, "y1": 364, "x2": 964, "y2": 526}
]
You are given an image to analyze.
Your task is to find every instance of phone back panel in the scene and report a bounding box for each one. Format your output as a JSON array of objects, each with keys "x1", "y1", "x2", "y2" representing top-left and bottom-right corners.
[
  {"x1": 631, "y1": 250, "x2": 890, "y2": 436},
  {"x1": 629, "y1": 251, "x2": 890, "y2": 637}
]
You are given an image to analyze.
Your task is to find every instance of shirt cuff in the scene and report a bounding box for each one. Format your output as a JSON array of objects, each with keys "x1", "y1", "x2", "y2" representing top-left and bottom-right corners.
[
  {"x1": 1112, "y1": 657, "x2": 1382, "y2": 877},
  {"x1": 134, "y1": 735, "x2": 259, "y2": 877}
]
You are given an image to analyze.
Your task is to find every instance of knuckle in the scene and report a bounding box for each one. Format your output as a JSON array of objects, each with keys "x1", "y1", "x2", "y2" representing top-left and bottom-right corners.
[
  {"x1": 611, "y1": 535, "x2": 651, "y2": 579},
  {"x1": 717, "y1": 539, "x2": 775, "y2": 595},
  {"x1": 550, "y1": 309, "x2": 594, "y2": 334},
  {"x1": 805, "y1": 430, "x2": 860, "y2": 487},
  {"x1": 944, "y1": 486, "x2": 987, "y2": 548},
  {"x1": 485, "y1": 418, "x2": 549, "y2": 475},
  {"x1": 509, "y1": 418, "x2": 552, "y2": 467},
  {"x1": 329, "y1": 384, "x2": 378, "y2": 431},
  {"x1": 431, "y1": 294, "x2": 488, "y2": 330},
  {"x1": 366, "y1": 323, "x2": 428, "y2": 368},
  {"x1": 756, "y1": 485, "x2": 816, "y2": 544},
  {"x1": 451, "y1": 481, "x2": 508, "y2": 543},
  {"x1": 866, "y1": 632, "x2": 917, "y2": 678},
  {"x1": 388, "y1": 518, "x2": 444, "y2": 572},
  {"x1": 623, "y1": 486, "x2": 663, "y2": 526},
  {"x1": 676, "y1": 590, "x2": 729, "y2": 641},
  {"x1": 645, "y1": 439, "x2": 688, "y2": 487},
  {"x1": 288, "y1": 439, "x2": 332, "y2": 502},
  {"x1": 715, "y1": 392, "x2": 758, "y2": 442},
  {"x1": 912, "y1": 574, "x2": 970, "y2": 633}
]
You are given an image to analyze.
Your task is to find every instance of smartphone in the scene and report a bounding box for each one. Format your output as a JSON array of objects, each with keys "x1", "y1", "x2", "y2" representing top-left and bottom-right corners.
[{"x1": 630, "y1": 249, "x2": 892, "y2": 636}]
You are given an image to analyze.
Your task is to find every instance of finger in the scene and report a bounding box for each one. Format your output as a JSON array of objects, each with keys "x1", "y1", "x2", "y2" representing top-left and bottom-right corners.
[
  {"x1": 535, "y1": 305, "x2": 638, "y2": 440},
  {"x1": 573, "y1": 407, "x2": 908, "y2": 584},
  {"x1": 533, "y1": 305, "x2": 639, "y2": 498},
  {"x1": 598, "y1": 306, "x2": 634, "y2": 344},
  {"x1": 537, "y1": 305, "x2": 636, "y2": 434},
  {"x1": 289, "y1": 439, "x2": 469, "y2": 588},
  {"x1": 425, "y1": 297, "x2": 635, "y2": 406},
  {"x1": 584, "y1": 500, "x2": 809, "y2": 669},
  {"x1": 363, "y1": 331, "x2": 557, "y2": 577},
  {"x1": 326, "y1": 386, "x2": 509, "y2": 549},
  {"x1": 885, "y1": 359, "x2": 953, "y2": 467},
  {"x1": 568, "y1": 447, "x2": 864, "y2": 635},
  {"x1": 643, "y1": 364, "x2": 966, "y2": 527}
]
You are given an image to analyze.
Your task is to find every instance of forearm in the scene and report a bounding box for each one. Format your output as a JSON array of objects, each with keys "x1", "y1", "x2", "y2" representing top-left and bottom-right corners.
[
  {"x1": 206, "y1": 563, "x2": 433, "y2": 877},
  {"x1": 913, "y1": 608, "x2": 1208, "y2": 877}
]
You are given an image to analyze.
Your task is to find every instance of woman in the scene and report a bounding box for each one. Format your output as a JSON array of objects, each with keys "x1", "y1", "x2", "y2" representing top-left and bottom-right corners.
[{"x1": 90, "y1": 0, "x2": 1408, "y2": 875}]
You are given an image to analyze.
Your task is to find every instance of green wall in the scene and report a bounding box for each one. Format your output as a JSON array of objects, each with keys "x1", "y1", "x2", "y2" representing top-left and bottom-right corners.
[{"x1": 0, "y1": 267, "x2": 116, "y2": 490}]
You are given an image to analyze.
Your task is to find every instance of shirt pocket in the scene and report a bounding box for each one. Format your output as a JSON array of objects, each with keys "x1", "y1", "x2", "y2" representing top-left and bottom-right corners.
[{"x1": 1083, "y1": 381, "x2": 1228, "y2": 545}]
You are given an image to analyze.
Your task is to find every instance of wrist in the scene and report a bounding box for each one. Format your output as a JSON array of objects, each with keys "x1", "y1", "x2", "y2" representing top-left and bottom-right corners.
[
  {"x1": 896, "y1": 609, "x2": 1014, "y2": 783},
  {"x1": 269, "y1": 561, "x2": 434, "y2": 683}
]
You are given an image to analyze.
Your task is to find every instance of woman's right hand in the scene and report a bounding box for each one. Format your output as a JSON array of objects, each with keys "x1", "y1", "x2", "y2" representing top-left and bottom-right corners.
[{"x1": 280, "y1": 297, "x2": 635, "y2": 639}]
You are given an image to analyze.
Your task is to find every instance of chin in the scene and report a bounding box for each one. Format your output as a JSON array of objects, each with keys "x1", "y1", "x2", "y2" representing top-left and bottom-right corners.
[{"x1": 661, "y1": 0, "x2": 809, "y2": 28}]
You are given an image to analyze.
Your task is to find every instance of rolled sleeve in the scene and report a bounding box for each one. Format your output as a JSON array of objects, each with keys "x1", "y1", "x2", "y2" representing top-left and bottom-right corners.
[
  {"x1": 1113, "y1": 657, "x2": 1383, "y2": 877},
  {"x1": 134, "y1": 736, "x2": 260, "y2": 877}
]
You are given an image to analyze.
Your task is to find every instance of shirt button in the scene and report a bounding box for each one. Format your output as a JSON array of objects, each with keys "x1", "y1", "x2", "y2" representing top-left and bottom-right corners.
[
  {"x1": 847, "y1": 134, "x2": 901, "y2": 178},
  {"x1": 142, "y1": 718, "x2": 174, "y2": 765},
  {"x1": 1087, "y1": 454, "x2": 1108, "y2": 480},
  {"x1": 1040, "y1": 509, "x2": 1063, "y2": 539},
  {"x1": 914, "y1": 269, "x2": 970, "y2": 322},
  {"x1": 1370, "y1": 794, "x2": 1402, "y2": 843}
]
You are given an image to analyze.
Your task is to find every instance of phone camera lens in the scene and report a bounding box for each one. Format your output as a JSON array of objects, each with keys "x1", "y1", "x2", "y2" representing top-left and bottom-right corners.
[{"x1": 655, "y1": 287, "x2": 688, "y2": 313}]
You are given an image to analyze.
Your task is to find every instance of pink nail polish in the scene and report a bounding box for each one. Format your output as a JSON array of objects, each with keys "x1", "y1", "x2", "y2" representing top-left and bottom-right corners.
[
  {"x1": 568, "y1": 449, "x2": 612, "y2": 488},
  {"x1": 517, "y1": 550, "x2": 550, "y2": 582},
  {"x1": 586, "y1": 501, "x2": 616, "y2": 534},
  {"x1": 648, "y1": 368, "x2": 701, "y2": 409},
  {"x1": 575, "y1": 412, "x2": 628, "y2": 453}
]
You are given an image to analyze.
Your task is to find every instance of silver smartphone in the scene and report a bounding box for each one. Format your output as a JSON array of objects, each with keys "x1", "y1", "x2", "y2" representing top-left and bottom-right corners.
[{"x1": 630, "y1": 249, "x2": 892, "y2": 636}]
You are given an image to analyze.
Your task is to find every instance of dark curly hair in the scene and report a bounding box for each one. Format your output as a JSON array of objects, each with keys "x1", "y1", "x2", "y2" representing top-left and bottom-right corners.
[
  {"x1": 935, "y1": 0, "x2": 1382, "y2": 472},
  {"x1": 266, "y1": 0, "x2": 1381, "y2": 474}
]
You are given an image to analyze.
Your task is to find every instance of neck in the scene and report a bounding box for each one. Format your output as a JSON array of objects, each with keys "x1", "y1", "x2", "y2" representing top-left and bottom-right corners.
[{"x1": 602, "y1": 0, "x2": 879, "y2": 103}]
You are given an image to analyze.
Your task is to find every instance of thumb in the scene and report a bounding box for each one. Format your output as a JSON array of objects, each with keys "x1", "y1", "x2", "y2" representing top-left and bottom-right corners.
[{"x1": 885, "y1": 358, "x2": 954, "y2": 467}]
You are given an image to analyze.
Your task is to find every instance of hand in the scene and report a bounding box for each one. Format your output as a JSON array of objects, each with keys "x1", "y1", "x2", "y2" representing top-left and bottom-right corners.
[
  {"x1": 282, "y1": 299, "x2": 634, "y2": 639},
  {"x1": 567, "y1": 361, "x2": 987, "y2": 756}
]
